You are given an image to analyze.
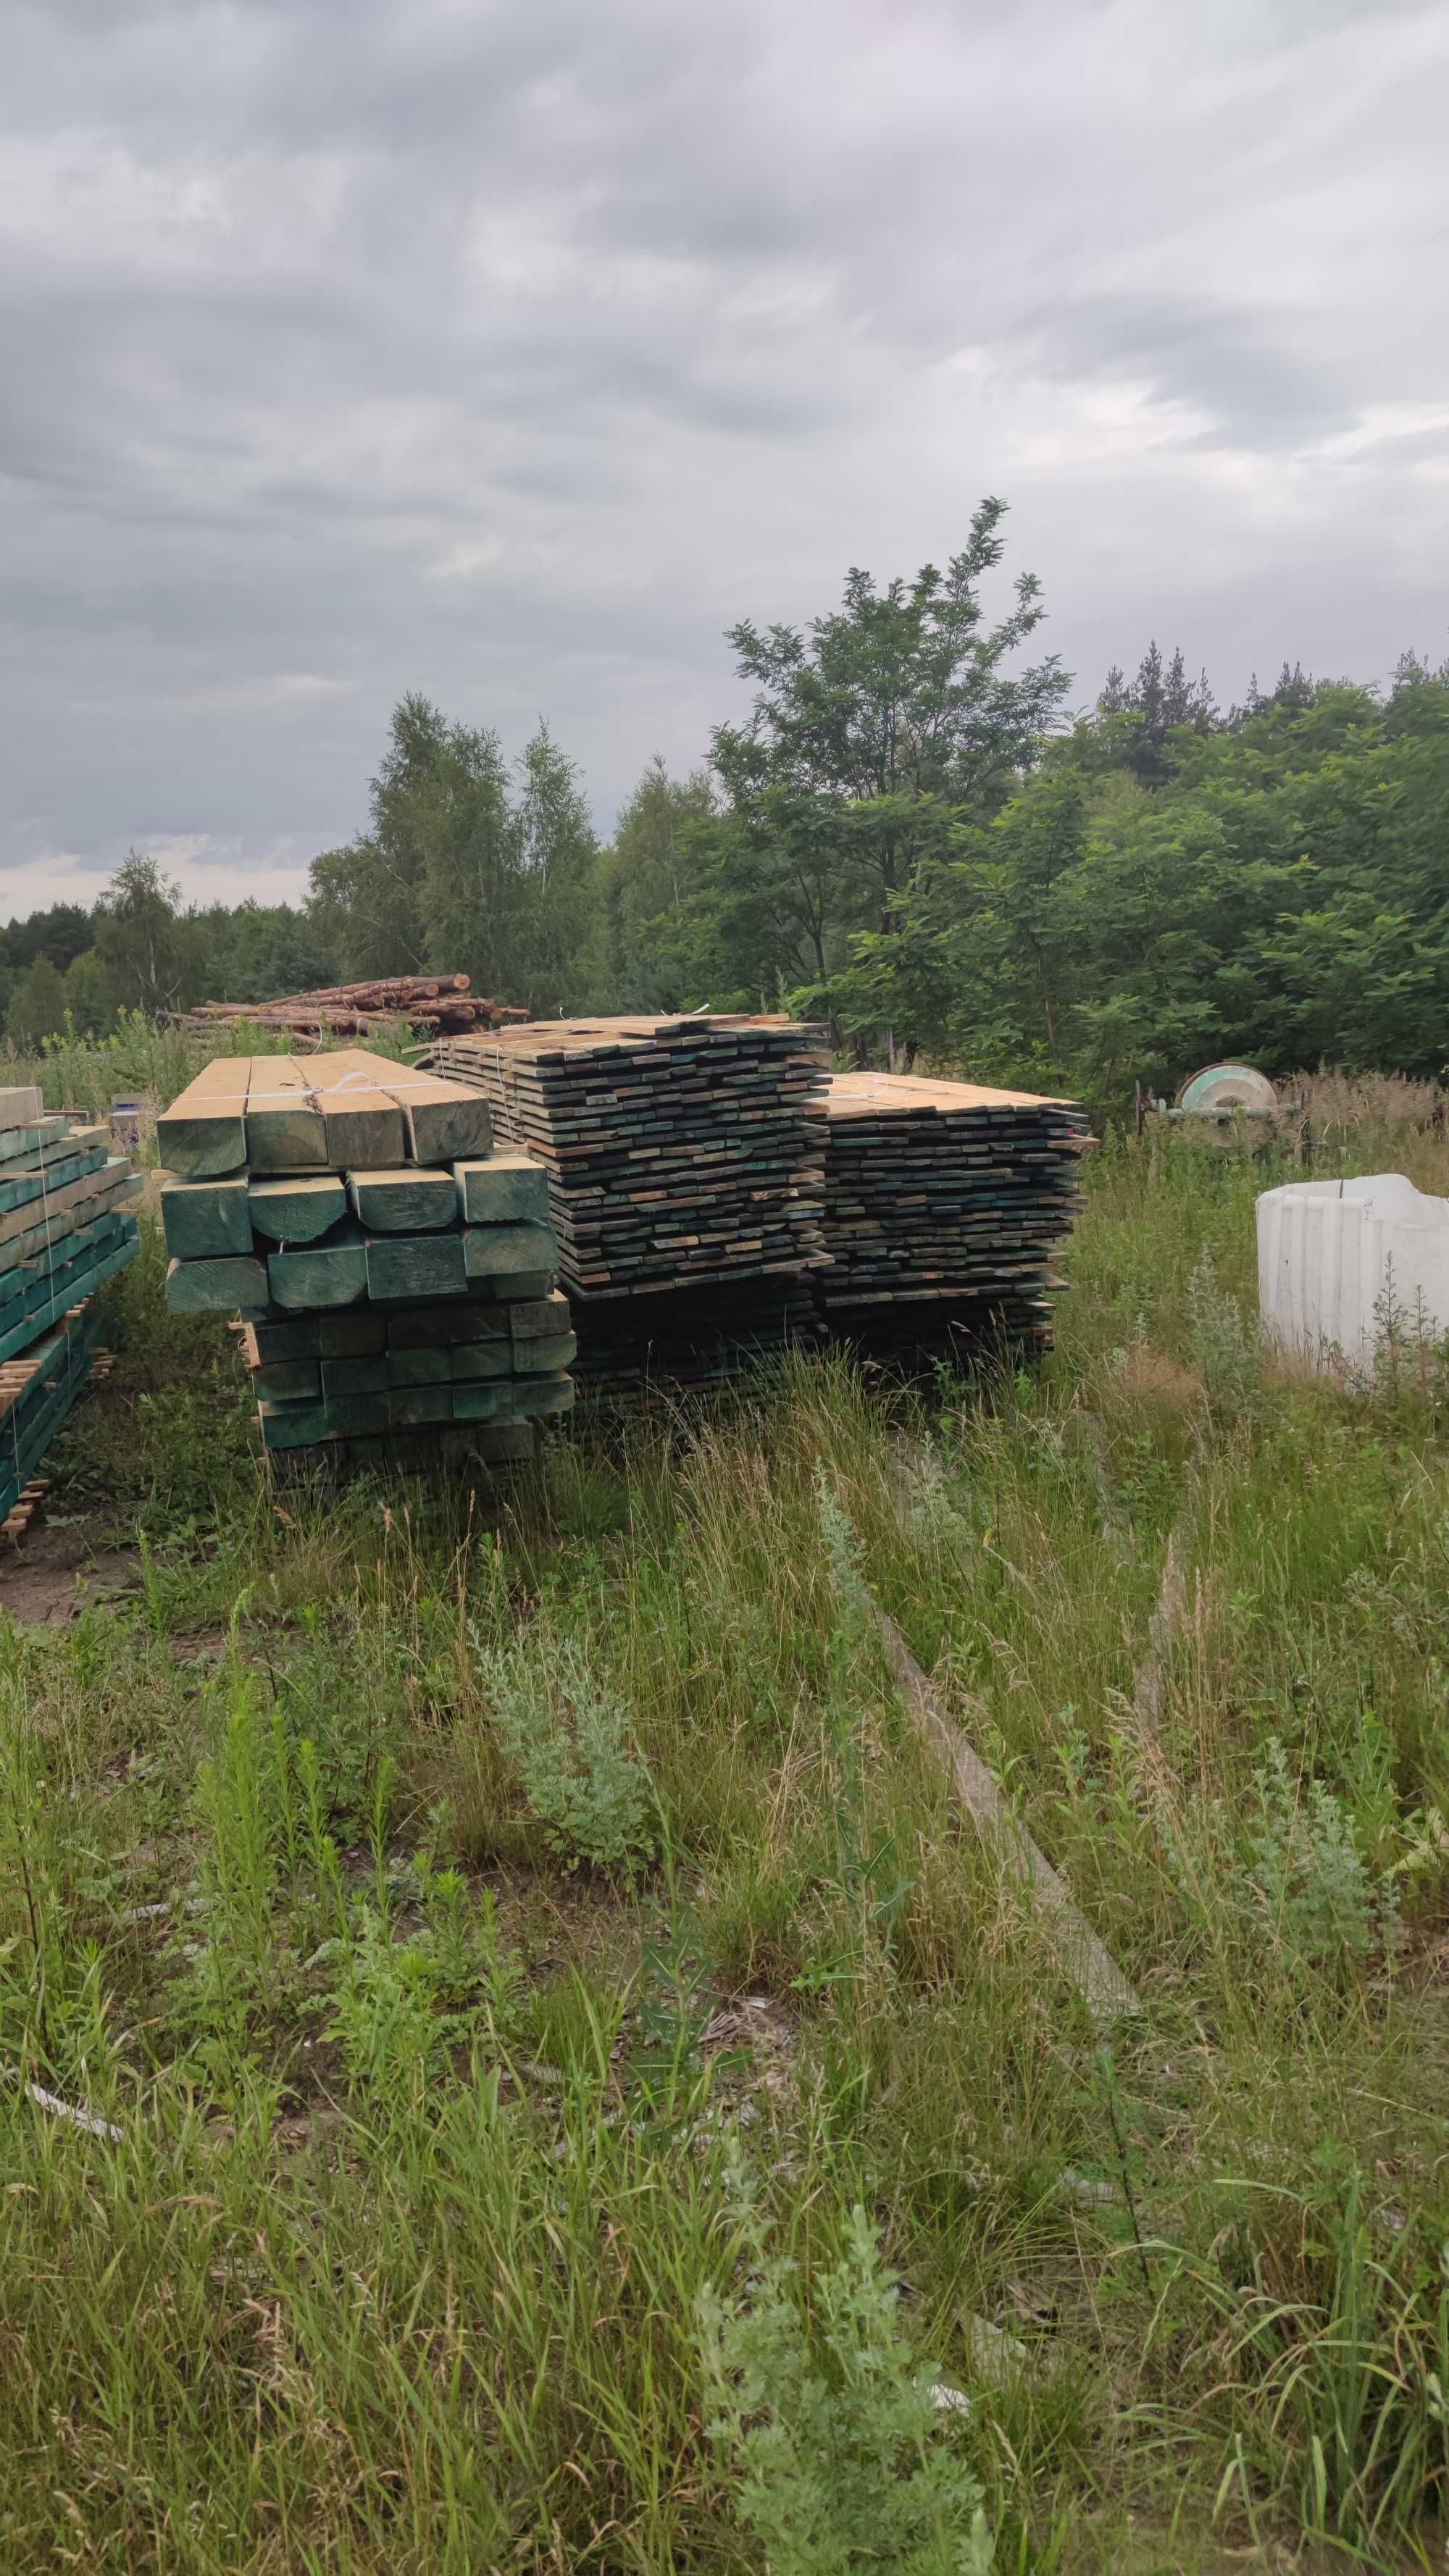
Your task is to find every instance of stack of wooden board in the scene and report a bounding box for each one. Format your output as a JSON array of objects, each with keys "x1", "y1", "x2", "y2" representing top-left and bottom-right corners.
[
  {"x1": 0, "y1": 1087, "x2": 141, "y2": 1366},
  {"x1": 159, "y1": 1050, "x2": 575, "y2": 1467},
  {"x1": 817, "y1": 1071, "x2": 1087, "y2": 1354},
  {"x1": 425, "y1": 1016, "x2": 831, "y2": 1299},
  {"x1": 0, "y1": 1297, "x2": 111, "y2": 1524}
]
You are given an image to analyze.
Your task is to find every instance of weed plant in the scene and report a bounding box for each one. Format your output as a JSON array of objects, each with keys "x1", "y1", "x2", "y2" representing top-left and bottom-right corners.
[{"x1": 1, "y1": 1125, "x2": 1449, "y2": 2566}]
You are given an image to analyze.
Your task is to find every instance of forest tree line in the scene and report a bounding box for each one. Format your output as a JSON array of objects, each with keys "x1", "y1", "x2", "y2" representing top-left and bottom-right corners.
[{"x1": 7, "y1": 495, "x2": 1448, "y2": 1112}]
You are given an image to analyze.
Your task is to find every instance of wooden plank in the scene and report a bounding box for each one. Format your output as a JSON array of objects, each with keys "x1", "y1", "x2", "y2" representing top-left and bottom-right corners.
[
  {"x1": 454, "y1": 1150, "x2": 549, "y2": 1226},
  {"x1": 365, "y1": 1229, "x2": 467, "y2": 1302},
  {"x1": 385, "y1": 1298, "x2": 508, "y2": 1350},
  {"x1": 166, "y1": 1254, "x2": 269, "y2": 1315},
  {"x1": 0, "y1": 1087, "x2": 44, "y2": 1133},
  {"x1": 160, "y1": 1176, "x2": 253, "y2": 1260},
  {"x1": 244, "y1": 1058, "x2": 327, "y2": 1171},
  {"x1": 450, "y1": 1340, "x2": 512, "y2": 1381},
  {"x1": 463, "y1": 1222, "x2": 556, "y2": 1279},
  {"x1": 374, "y1": 1066, "x2": 493, "y2": 1166},
  {"x1": 507, "y1": 1291, "x2": 573, "y2": 1339},
  {"x1": 0, "y1": 1161, "x2": 138, "y2": 1258},
  {"x1": 348, "y1": 1167, "x2": 456, "y2": 1233},
  {"x1": 389, "y1": 1345, "x2": 450, "y2": 1386},
  {"x1": 267, "y1": 1234, "x2": 369, "y2": 1310},
  {"x1": 248, "y1": 1175, "x2": 347, "y2": 1242},
  {"x1": 258, "y1": 1398, "x2": 333, "y2": 1450},
  {"x1": 0, "y1": 1139, "x2": 109, "y2": 1217},
  {"x1": 451, "y1": 1378, "x2": 501, "y2": 1421},
  {"x1": 156, "y1": 1056, "x2": 251, "y2": 1177},
  {"x1": 512, "y1": 1331, "x2": 576, "y2": 1372},
  {"x1": 251, "y1": 1358, "x2": 322, "y2": 1402},
  {"x1": 389, "y1": 1384, "x2": 453, "y2": 1428},
  {"x1": 511, "y1": 1376, "x2": 574, "y2": 1418},
  {"x1": 0, "y1": 1229, "x2": 138, "y2": 1363},
  {"x1": 306, "y1": 1052, "x2": 405, "y2": 1168},
  {"x1": 320, "y1": 1354, "x2": 391, "y2": 1396}
]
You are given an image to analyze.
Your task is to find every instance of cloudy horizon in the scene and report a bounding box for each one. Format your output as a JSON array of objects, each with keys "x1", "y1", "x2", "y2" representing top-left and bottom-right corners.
[{"x1": 2, "y1": 0, "x2": 1446, "y2": 923}]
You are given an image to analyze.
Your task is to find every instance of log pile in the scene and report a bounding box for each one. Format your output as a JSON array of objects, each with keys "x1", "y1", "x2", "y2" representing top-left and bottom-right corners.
[
  {"x1": 170, "y1": 976, "x2": 526, "y2": 1047},
  {"x1": 817, "y1": 1071, "x2": 1087, "y2": 1356},
  {"x1": 0, "y1": 1084, "x2": 141, "y2": 1524},
  {"x1": 159, "y1": 1050, "x2": 573, "y2": 1471}
]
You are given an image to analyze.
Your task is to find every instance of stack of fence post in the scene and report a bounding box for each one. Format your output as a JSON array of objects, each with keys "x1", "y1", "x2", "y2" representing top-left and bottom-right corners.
[
  {"x1": 0, "y1": 1084, "x2": 142, "y2": 1525},
  {"x1": 424, "y1": 1016, "x2": 832, "y2": 1395},
  {"x1": 159, "y1": 1050, "x2": 574, "y2": 1469}
]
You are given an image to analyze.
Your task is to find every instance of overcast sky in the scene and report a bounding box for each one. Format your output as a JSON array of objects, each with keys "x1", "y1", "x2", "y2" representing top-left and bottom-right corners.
[{"x1": 1, "y1": 0, "x2": 1446, "y2": 920}]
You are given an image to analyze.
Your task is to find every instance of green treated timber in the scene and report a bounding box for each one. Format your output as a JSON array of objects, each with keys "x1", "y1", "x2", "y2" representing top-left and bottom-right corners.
[
  {"x1": 513, "y1": 1331, "x2": 576, "y2": 1372},
  {"x1": 0, "y1": 1144, "x2": 107, "y2": 1218},
  {"x1": 320, "y1": 1355, "x2": 391, "y2": 1397},
  {"x1": 251, "y1": 1358, "x2": 322, "y2": 1402},
  {"x1": 267, "y1": 1235, "x2": 369, "y2": 1310},
  {"x1": 160, "y1": 1176, "x2": 254, "y2": 1260},
  {"x1": 389, "y1": 1345, "x2": 450, "y2": 1386},
  {"x1": 348, "y1": 1167, "x2": 456, "y2": 1234},
  {"x1": 0, "y1": 1230, "x2": 138, "y2": 1363},
  {"x1": 504, "y1": 1292, "x2": 572, "y2": 1339},
  {"x1": 0, "y1": 1163, "x2": 138, "y2": 1271},
  {"x1": 493, "y1": 1268, "x2": 553, "y2": 1301},
  {"x1": 454, "y1": 1151, "x2": 549, "y2": 1226},
  {"x1": 167, "y1": 1254, "x2": 269, "y2": 1316},
  {"x1": 451, "y1": 1379, "x2": 501, "y2": 1421},
  {"x1": 385, "y1": 1297, "x2": 509, "y2": 1350},
  {"x1": 512, "y1": 1375, "x2": 575, "y2": 1418},
  {"x1": 450, "y1": 1340, "x2": 512, "y2": 1381},
  {"x1": 259, "y1": 1400, "x2": 333, "y2": 1451},
  {"x1": 246, "y1": 1108, "x2": 328, "y2": 1172},
  {"x1": 462, "y1": 1222, "x2": 556, "y2": 1279},
  {"x1": 0, "y1": 1211, "x2": 132, "y2": 1329},
  {"x1": 0, "y1": 1120, "x2": 72, "y2": 1168},
  {"x1": 251, "y1": 1309, "x2": 388, "y2": 1363},
  {"x1": 389, "y1": 1384, "x2": 453, "y2": 1428},
  {"x1": 365, "y1": 1231, "x2": 467, "y2": 1302},
  {"x1": 320, "y1": 1093, "x2": 404, "y2": 1171},
  {"x1": 156, "y1": 1106, "x2": 246, "y2": 1179},
  {"x1": 389, "y1": 1079, "x2": 493, "y2": 1168},
  {"x1": 249, "y1": 1176, "x2": 347, "y2": 1242}
]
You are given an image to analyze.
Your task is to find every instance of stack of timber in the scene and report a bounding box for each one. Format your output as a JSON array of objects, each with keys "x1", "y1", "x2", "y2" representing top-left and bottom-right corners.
[
  {"x1": 425, "y1": 1016, "x2": 831, "y2": 1296},
  {"x1": 818, "y1": 1071, "x2": 1088, "y2": 1355},
  {"x1": 423, "y1": 1016, "x2": 831, "y2": 1395},
  {"x1": 0, "y1": 1087, "x2": 141, "y2": 1365},
  {"x1": 0, "y1": 1300, "x2": 112, "y2": 1529},
  {"x1": 170, "y1": 976, "x2": 527, "y2": 1047},
  {"x1": 0, "y1": 1083, "x2": 141, "y2": 1523},
  {"x1": 159, "y1": 1050, "x2": 575, "y2": 1469}
]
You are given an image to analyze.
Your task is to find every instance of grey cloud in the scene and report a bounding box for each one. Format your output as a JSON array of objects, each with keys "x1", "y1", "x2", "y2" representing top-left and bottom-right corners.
[{"x1": 1, "y1": 0, "x2": 1446, "y2": 900}]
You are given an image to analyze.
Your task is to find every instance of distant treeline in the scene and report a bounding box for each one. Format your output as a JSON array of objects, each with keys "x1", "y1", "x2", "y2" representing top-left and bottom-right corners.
[{"x1": 8, "y1": 494, "x2": 1448, "y2": 1111}]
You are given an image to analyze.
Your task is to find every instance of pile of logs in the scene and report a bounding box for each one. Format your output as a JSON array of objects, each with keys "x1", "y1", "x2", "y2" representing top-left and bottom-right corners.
[{"x1": 169, "y1": 976, "x2": 526, "y2": 1046}]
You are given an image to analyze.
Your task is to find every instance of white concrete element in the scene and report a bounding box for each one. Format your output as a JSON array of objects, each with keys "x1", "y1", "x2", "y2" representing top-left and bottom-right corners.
[{"x1": 1256, "y1": 1174, "x2": 1449, "y2": 1368}]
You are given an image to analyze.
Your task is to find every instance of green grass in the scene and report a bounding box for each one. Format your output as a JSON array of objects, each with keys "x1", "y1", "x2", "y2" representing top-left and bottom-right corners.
[{"x1": 4, "y1": 1126, "x2": 1449, "y2": 2568}]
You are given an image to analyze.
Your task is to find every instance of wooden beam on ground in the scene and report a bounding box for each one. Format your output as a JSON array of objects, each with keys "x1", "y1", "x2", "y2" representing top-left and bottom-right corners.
[{"x1": 874, "y1": 1605, "x2": 1142, "y2": 2022}]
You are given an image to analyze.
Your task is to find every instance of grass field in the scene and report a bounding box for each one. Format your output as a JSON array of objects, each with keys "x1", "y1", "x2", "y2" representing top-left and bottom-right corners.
[{"x1": 4, "y1": 1116, "x2": 1449, "y2": 2572}]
